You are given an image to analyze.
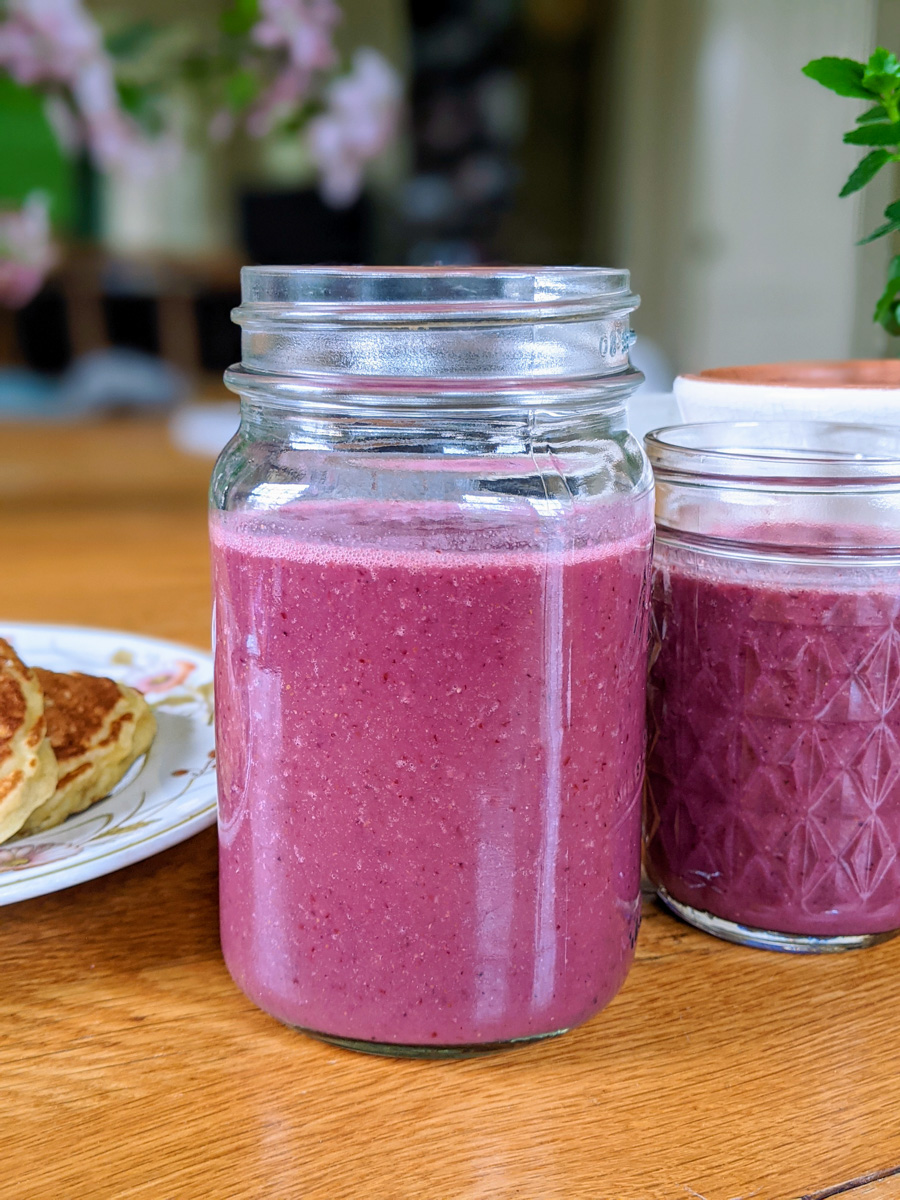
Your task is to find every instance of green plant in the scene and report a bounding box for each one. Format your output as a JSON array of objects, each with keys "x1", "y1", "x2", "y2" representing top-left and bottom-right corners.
[{"x1": 804, "y1": 47, "x2": 900, "y2": 335}]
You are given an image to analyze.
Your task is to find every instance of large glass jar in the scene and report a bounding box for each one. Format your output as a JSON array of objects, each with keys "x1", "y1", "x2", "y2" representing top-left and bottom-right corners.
[
  {"x1": 645, "y1": 421, "x2": 900, "y2": 953},
  {"x1": 210, "y1": 266, "x2": 654, "y2": 1056}
]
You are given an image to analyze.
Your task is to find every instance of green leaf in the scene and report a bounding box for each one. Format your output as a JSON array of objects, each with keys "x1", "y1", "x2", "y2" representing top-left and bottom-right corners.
[
  {"x1": 843, "y1": 122, "x2": 900, "y2": 145},
  {"x1": 866, "y1": 46, "x2": 900, "y2": 77},
  {"x1": 874, "y1": 256, "x2": 900, "y2": 335},
  {"x1": 105, "y1": 21, "x2": 156, "y2": 61},
  {"x1": 874, "y1": 296, "x2": 900, "y2": 336},
  {"x1": 225, "y1": 67, "x2": 260, "y2": 111},
  {"x1": 802, "y1": 56, "x2": 870, "y2": 99},
  {"x1": 115, "y1": 80, "x2": 166, "y2": 135},
  {"x1": 276, "y1": 98, "x2": 323, "y2": 134},
  {"x1": 862, "y1": 46, "x2": 900, "y2": 94},
  {"x1": 859, "y1": 219, "x2": 900, "y2": 245},
  {"x1": 840, "y1": 148, "x2": 890, "y2": 195},
  {"x1": 857, "y1": 104, "x2": 889, "y2": 123},
  {"x1": 180, "y1": 53, "x2": 217, "y2": 83},
  {"x1": 116, "y1": 80, "x2": 142, "y2": 113},
  {"x1": 219, "y1": 0, "x2": 259, "y2": 37},
  {"x1": 858, "y1": 197, "x2": 900, "y2": 244}
]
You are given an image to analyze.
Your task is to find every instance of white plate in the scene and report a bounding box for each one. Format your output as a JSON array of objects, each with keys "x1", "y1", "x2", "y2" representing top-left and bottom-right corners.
[{"x1": 0, "y1": 623, "x2": 216, "y2": 906}]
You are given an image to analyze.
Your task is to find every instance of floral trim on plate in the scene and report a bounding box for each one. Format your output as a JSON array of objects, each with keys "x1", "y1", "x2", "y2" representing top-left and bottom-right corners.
[{"x1": 0, "y1": 624, "x2": 217, "y2": 904}]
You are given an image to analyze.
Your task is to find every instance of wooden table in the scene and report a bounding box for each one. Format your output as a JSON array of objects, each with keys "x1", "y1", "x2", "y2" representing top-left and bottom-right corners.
[{"x1": 1, "y1": 418, "x2": 899, "y2": 1200}]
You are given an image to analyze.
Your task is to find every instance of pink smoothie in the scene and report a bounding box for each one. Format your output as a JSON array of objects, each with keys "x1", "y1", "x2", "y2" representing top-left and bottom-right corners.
[
  {"x1": 646, "y1": 545, "x2": 900, "y2": 937},
  {"x1": 212, "y1": 502, "x2": 652, "y2": 1046}
]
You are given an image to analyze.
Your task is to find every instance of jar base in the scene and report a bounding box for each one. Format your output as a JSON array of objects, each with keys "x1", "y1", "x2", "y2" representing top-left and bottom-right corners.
[
  {"x1": 655, "y1": 886, "x2": 900, "y2": 954},
  {"x1": 286, "y1": 1024, "x2": 570, "y2": 1059}
]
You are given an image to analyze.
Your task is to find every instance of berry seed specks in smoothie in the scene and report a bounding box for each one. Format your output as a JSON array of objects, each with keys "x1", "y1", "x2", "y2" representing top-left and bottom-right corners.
[
  {"x1": 646, "y1": 544, "x2": 900, "y2": 942},
  {"x1": 212, "y1": 503, "x2": 653, "y2": 1050}
]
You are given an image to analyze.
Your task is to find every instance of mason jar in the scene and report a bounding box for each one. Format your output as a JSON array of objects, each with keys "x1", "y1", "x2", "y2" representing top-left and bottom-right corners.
[
  {"x1": 645, "y1": 421, "x2": 900, "y2": 953},
  {"x1": 210, "y1": 266, "x2": 654, "y2": 1056}
]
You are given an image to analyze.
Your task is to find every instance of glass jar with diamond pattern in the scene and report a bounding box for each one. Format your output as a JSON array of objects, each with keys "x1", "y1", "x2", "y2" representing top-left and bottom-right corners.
[{"x1": 644, "y1": 420, "x2": 900, "y2": 952}]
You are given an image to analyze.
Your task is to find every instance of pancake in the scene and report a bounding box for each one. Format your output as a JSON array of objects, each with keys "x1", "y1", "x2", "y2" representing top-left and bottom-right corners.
[
  {"x1": 0, "y1": 638, "x2": 57, "y2": 843},
  {"x1": 19, "y1": 669, "x2": 156, "y2": 836}
]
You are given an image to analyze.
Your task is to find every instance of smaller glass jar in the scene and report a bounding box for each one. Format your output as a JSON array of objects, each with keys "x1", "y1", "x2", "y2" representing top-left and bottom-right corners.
[{"x1": 644, "y1": 421, "x2": 900, "y2": 952}]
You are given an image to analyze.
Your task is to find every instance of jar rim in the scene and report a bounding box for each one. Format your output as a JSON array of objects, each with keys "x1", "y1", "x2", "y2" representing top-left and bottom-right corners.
[
  {"x1": 234, "y1": 264, "x2": 637, "y2": 324},
  {"x1": 645, "y1": 420, "x2": 900, "y2": 486}
]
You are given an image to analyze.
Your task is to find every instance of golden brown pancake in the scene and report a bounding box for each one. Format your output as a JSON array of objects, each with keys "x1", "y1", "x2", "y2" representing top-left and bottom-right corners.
[
  {"x1": 19, "y1": 668, "x2": 156, "y2": 836},
  {"x1": 0, "y1": 638, "x2": 57, "y2": 843}
]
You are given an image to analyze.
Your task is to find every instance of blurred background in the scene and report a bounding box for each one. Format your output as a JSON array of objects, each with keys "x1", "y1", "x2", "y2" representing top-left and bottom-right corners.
[{"x1": 0, "y1": 0, "x2": 896, "y2": 423}]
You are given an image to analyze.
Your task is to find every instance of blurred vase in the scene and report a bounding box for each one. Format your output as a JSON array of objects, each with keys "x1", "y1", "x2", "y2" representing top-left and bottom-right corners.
[
  {"x1": 102, "y1": 144, "x2": 232, "y2": 256},
  {"x1": 674, "y1": 361, "x2": 900, "y2": 427}
]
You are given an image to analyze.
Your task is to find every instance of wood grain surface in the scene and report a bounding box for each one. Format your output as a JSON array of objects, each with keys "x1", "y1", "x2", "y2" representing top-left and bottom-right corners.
[{"x1": 1, "y1": 419, "x2": 899, "y2": 1200}]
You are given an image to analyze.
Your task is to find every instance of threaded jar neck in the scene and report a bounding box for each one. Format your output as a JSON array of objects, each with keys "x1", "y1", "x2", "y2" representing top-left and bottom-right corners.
[{"x1": 226, "y1": 265, "x2": 642, "y2": 410}]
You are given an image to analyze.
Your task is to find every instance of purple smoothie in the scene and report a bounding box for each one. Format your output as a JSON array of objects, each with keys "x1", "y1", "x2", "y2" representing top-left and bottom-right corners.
[
  {"x1": 646, "y1": 544, "x2": 900, "y2": 937},
  {"x1": 212, "y1": 502, "x2": 652, "y2": 1046}
]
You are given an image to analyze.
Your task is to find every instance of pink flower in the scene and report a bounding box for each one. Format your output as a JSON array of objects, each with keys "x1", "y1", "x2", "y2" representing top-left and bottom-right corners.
[
  {"x1": 0, "y1": 0, "x2": 180, "y2": 175},
  {"x1": 0, "y1": 193, "x2": 57, "y2": 308},
  {"x1": 307, "y1": 48, "x2": 402, "y2": 208},
  {"x1": 246, "y1": 0, "x2": 340, "y2": 136},
  {"x1": 0, "y1": 841, "x2": 80, "y2": 870},
  {"x1": 252, "y1": 0, "x2": 339, "y2": 74},
  {"x1": 246, "y1": 64, "x2": 309, "y2": 138},
  {"x1": 133, "y1": 660, "x2": 196, "y2": 694},
  {"x1": 71, "y1": 56, "x2": 129, "y2": 168},
  {"x1": 0, "y1": 261, "x2": 45, "y2": 308},
  {"x1": 70, "y1": 57, "x2": 178, "y2": 175},
  {"x1": 43, "y1": 92, "x2": 83, "y2": 154},
  {"x1": 0, "y1": 0, "x2": 99, "y2": 86}
]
